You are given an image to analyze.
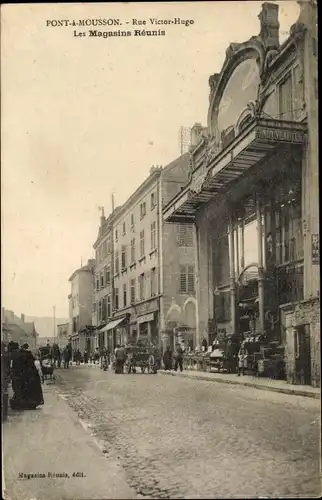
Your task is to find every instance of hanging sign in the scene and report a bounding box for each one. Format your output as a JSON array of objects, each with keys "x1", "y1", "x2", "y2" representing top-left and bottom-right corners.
[{"x1": 312, "y1": 234, "x2": 319, "y2": 265}]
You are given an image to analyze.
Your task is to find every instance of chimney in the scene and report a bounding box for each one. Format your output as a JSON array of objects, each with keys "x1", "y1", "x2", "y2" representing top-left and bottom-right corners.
[
  {"x1": 191, "y1": 123, "x2": 205, "y2": 147},
  {"x1": 21, "y1": 313, "x2": 25, "y2": 323},
  {"x1": 258, "y1": 2, "x2": 280, "y2": 49}
]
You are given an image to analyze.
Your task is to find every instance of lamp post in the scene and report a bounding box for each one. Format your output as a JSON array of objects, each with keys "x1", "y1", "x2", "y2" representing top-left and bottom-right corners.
[{"x1": 53, "y1": 306, "x2": 56, "y2": 344}]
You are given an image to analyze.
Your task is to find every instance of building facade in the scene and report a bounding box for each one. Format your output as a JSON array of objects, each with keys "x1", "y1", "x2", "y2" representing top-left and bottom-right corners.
[
  {"x1": 92, "y1": 210, "x2": 115, "y2": 352},
  {"x1": 164, "y1": 2, "x2": 319, "y2": 386},
  {"x1": 68, "y1": 259, "x2": 95, "y2": 353},
  {"x1": 93, "y1": 156, "x2": 197, "y2": 352}
]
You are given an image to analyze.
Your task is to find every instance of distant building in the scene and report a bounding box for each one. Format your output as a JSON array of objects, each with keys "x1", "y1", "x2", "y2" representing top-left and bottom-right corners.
[
  {"x1": 56, "y1": 322, "x2": 69, "y2": 348},
  {"x1": 68, "y1": 259, "x2": 95, "y2": 353},
  {"x1": 2, "y1": 309, "x2": 38, "y2": 349}
]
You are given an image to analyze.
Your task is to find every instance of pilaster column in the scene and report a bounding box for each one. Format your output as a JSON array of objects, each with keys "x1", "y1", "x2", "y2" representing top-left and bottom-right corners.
[
  {"x1": 147, "y1": 321, "x2": 152, "y2": 342},
  {"x1": 228, "y1": 216, "x2": 237, "y2": 334},
  {"x1": 256, "y1": 197, "x2": 265, "y2": 334}
]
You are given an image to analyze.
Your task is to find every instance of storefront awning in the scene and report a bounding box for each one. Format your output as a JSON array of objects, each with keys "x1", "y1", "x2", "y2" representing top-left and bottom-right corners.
[
  {"x1": 163, "y1": 118, "x2": 307, "y2": 223},
  {"x1": 99, "y1": 317, "x2": 127, "y2": 332}
]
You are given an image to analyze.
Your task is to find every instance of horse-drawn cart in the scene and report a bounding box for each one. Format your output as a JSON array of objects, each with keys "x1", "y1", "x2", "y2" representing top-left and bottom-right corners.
[{"x1": 124, "y1": 342, "x2": 158, "y2": 374}]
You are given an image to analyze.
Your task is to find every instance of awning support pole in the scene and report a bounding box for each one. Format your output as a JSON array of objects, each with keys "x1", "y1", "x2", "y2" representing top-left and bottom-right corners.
[
  {"x1": 256, "y1": 196, "x2": 265, "y2": 334},
  {"x1": 228, "y1": 215, "x2": 237, "y2": 335}
]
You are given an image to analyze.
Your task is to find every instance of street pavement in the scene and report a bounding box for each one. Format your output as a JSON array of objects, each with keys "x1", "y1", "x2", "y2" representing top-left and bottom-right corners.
[
  {"x1": 54, "y1": 365, "x2": 321, "y2": 499},
  {"x1": 2, "y1": 382, "x2": 135, "y2": 500}
]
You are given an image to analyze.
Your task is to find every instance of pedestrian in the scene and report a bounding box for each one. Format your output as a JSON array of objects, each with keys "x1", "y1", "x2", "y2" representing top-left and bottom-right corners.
[
  {"x1": 34, "y1": 353, "x2": 44, "y2": 383},
  {"x1": 115, "y1": 345, "x2": 126, "y2": 374},
  {"x1": 83, "y1": 349, "x2": 88, "y2": 364},
  {"x1": 10, "y1": 343, "x2": 44, "y2": 410},
  {"x1": 163, "y1": 345, "x2": 173, "y2": 371},
  {"x1": 237, "y1": 345, "x2": 247, "y2": 376},
  {"x1": 174, "y1": 343, "x2": 184, "y2": 372},
  {"x1": 75, "y1": 349, "x2": 81, "y2": 366}
]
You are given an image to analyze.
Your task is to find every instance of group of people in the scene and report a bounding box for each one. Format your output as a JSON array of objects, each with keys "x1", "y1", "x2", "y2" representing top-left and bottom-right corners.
[{"x1": 1, "y1": 341, "x2": 44, "y2": 418}]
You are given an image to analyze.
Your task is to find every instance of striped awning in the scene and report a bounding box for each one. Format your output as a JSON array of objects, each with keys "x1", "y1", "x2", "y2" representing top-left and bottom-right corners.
[{"x1": 163, "y1": 118, "x2": 307, "y2": 223}]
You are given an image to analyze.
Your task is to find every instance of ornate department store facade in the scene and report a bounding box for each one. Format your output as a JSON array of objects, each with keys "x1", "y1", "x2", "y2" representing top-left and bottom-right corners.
[{"x1": 163, "y1": 2, "x2": 319, "y2": 386}]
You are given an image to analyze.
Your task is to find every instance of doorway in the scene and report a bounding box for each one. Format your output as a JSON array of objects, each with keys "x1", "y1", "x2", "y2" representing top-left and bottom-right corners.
[{"x1": 295, "y1": 324, "x2": 311, "y2": 385}]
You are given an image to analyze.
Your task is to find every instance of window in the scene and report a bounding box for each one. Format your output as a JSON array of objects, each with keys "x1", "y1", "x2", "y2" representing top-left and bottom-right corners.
[
  {"x1": 140, "y1": 230, "x2": 145, "y2": 257},
  {"x1": 107, "y1": 294, "x2": 111, "y2": 318},
  {"x1": 105, "y1": 265, "x2": 111, "y2": 285},
  {"x1": 151, "y1": 192, "x2": 157, "y2": 210},
  {"x1": 150, "y1": 221, "x2": 156, "y2": 250},
  {"x1": 101, "y1": 296, "x2": 107, "y2": 321},
  {"x1": 98, "y1": 300, "x2": 102, "y2": 321},
  {"x1": 102, "y1": 241, "x2": 107, "y2": 258},
  {"x1": 178, "y1": 224, "x2": 193, "y2": 247},
  {"x1": 279, "y1": 73, "x2": 293, "y2": 120},
  {"x1": 131, "y1": 238, "x2": 136, "y2": 263},
  {"x1": 140, "y1": 202, "x2": 146, "y2": 219},
  {"x1": 122, "y1": 222, "x2": 126, "y2": 235},
  {"x1": 115, "y1": 229, "x2": 118, "y2": 242},
  {"x1": 139, "y1": 273, "x2": 145, "y2": 301},
  {"x1": 214, "y1": 290, "x2": 231, "y2": 322},
  {"x1": 95, "y1": 250, "x2": 99, "y2": 263},
  {"x1": 92, "y1": 302, "x2": 97, "y2": 313},
  {"x1": 150, "y1": 267, "x2": 157, "y2": 296},
  {"x1": 115, "y1": 251, "x2": 119, "y2": 274},
  {"x1": 130, "y1": 278, "x2": 136, "y2": 303},
  {"x1": 121, "y1": 245, "x2": 127, "y2": 270},
  {"x1": 100, "y1": 270, "x2": 105, "y2": 288},
  {"x1": 123, "y1": 284, "x2": 127, "y2": 308},
  {"x1": 131, "y1": 213, "x2": 135, "y2": 229},
  {"x1": 179, "y1": 265, "x2": 195, "y2": 293},
  {"x1": 114, "y1": 288, "x2": 119, "y2": 310},
  {"x1": 96, "y1": 274, "x2": 100, "y2": 291}
]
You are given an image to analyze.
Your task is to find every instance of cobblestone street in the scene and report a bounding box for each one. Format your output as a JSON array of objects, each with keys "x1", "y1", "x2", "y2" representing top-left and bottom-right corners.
[{"x1": 56, "y1": 366, "x2": 320, "y2": 499}]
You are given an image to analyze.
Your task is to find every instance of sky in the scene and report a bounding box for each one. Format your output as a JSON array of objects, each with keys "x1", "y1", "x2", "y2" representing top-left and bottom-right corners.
[{"x1": 1, "y1": 1, "x2": 300, "y2": 318}]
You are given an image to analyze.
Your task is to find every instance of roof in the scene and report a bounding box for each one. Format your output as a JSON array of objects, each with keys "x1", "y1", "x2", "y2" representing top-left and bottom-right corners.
[{"x1": 68, "y1": 263, "x2": 93, "y2": 282}]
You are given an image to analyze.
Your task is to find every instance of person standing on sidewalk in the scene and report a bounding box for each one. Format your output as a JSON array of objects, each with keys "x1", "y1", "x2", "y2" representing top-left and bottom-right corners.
[
  {"x1": 162, "y1": 345, "x2": 173, "y2": 371},
  {"x1": 174, "y1": 343, "x2": 184, "y2": 372},
  {"x1": 237, "y1": 345, "x2": 247, "y2": 376},
  {"x1": 10, "y1": 343, "x2": 44, "y2": 410}
]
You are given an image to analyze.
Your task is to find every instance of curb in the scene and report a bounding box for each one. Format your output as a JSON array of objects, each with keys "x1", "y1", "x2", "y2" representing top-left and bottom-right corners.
[{"x1": 158, "y1": 370, "x2": 320, "y2": 399}]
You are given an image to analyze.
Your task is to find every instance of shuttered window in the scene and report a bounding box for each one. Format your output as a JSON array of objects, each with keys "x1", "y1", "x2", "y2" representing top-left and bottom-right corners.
[
  {"x1": 179, "y1": 266, "x2": 195, "y2": 293},
  {"x1": 178, "y1": 224, "x2": 193, "y2": 247},
  {"x1": 279, "y1": 73, "x2": 293, "y2": 121}
]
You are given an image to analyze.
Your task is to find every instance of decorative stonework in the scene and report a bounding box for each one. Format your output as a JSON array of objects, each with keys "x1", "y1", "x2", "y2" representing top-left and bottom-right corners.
[{"x1": 190, "y1": 164, "x2": 209, "y2": 195}]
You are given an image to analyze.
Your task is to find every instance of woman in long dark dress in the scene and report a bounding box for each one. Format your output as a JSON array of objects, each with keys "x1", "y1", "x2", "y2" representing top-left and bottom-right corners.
[{"x1": 10, "y1": 343, "x2": 44, "y2": 410}]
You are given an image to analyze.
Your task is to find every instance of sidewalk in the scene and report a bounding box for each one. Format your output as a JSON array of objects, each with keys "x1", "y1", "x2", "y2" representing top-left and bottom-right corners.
[
  {"x1": 158, "y1": 369, "x2": 321, "y2": 399},
  {"x1": 2, "y1": 383, "x2": 135, "y2": 500}
]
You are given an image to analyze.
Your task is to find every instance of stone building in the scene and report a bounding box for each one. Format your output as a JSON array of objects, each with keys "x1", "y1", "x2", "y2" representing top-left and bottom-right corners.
[
  {"x1": 68, "y1": 259, "x2": 95, "y2": 354},
  {"x1": 164, "y1": 2, "x2": 319, "y2": 386},
  {"x1": 93, "y1": 155, "x2": 197, "y2": 352},
  {"x1": 2, "y1": 309, "x2": 38, "y2": 349}
]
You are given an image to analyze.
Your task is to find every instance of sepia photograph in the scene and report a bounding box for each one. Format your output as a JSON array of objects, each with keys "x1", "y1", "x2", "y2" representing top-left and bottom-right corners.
[{"x1": 1, "y1": 1, "x2": 320, "y2": 499}]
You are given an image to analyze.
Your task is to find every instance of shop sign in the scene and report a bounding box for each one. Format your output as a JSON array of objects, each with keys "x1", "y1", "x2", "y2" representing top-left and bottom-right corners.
[
  {"x1": 312, "y1": 234, "x2": 319, "y2": 265},
  {"x1": 256, "y1": 127, "x2": 305, "y2": 143},
  {"x1": 137, "y1": 313, "x2": 154, "y2": 325},
  {"x1": 135, "y1": 299, "x2": 158, "y2": 316}
]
